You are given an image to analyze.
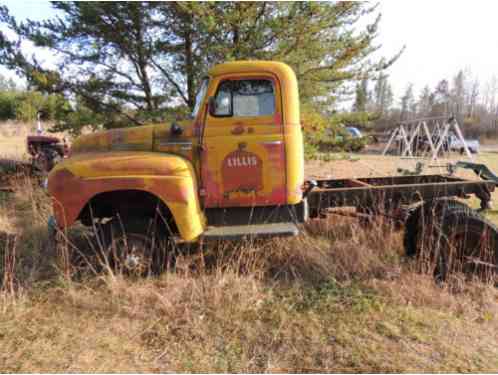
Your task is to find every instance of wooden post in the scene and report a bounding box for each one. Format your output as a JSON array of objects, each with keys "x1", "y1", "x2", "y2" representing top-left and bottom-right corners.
[
  {"x1": 421, "y1": 122, "x2": 437, "y2": 159},
  {"x1": 399, "y1": 125, "x2": 412, "y2": 157},
  {"x1": 432, "y1": 123, "x2": 450, "y2": 160}
]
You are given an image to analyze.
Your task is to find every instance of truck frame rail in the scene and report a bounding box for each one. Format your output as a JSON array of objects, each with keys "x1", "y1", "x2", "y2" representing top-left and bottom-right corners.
[{"x1": 307, "y1": 174, "x2": 495, "y2": 215}]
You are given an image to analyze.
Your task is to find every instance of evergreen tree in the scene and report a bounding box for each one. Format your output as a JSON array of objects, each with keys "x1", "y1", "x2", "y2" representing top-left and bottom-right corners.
[
  {"x1": 417, "y1": 85, "x2": 432, "y2": 116},
  {"x1": 451, "y1": 70, "x2": 465, "y2": 121},
  {"x1": 373, "y1": 73, "x2": 393, "y2": 114},
  {"x1": 353, "y1": 77, "x2": 369, "y2": 112},
  {"x1": 400, "y1": 83, "x2": 414, "y2": 120},
  {"x1": 433, "y1": 79, "x2": 450, "y2": 117}
]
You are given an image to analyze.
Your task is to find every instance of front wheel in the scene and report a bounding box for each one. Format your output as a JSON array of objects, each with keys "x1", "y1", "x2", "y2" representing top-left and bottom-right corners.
[{"x1": 98, "y1": 218, "x2": 173, "y2": 276}]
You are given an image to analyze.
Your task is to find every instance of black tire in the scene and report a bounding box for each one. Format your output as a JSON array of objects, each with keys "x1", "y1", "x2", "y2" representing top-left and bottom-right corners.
[
  {"x1": 404, "y1": 200, "x2": 497, "y2": 282},
  {"x1": 96, "y1": 217, "x2": 173, "y2": 276},
  {"x1": 404, "y1": 199, "x2": 471, "y2": 257},
  {"x1": 436, "y1": 209, "x2": 497, "y2": 282}
]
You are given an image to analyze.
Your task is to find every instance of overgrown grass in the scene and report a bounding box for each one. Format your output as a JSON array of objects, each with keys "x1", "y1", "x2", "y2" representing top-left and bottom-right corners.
[
  {"x1": 1, "y1": 126, "x2": 497, "y2": 371},
  {"x1": 1, "y1": 178, "x2": 497, "y2": 372}
]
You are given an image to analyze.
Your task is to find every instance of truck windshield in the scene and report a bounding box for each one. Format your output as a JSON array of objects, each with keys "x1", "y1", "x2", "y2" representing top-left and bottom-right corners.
[{"x1": 191, "y1": 78, "x2": 209, "y2": 118}]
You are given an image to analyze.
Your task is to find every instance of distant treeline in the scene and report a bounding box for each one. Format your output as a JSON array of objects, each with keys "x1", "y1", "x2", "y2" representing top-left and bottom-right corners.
[{"x1": 353, "y1": 69, "x2": 498, "y2": 139}]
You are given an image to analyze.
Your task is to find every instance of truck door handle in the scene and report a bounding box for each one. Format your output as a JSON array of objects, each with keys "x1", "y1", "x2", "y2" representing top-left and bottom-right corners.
[
  {"x1": 259, "y1": 141, "x2": 283, "y2": 146},
  {"x1": 159, "y1": 141, "x2": 192, "y2": 151}
]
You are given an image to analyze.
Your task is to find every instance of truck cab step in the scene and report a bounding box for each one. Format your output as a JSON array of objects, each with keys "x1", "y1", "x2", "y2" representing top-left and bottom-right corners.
[{"x1": 202, "y1": 222, "x2": 299, "y2": 241}]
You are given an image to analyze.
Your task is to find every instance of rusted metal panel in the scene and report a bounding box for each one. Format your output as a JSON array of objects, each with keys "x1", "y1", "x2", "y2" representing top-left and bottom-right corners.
[
  {"x1": 48, "y1": 152, "x2": 206, "y2": 241},
  {"x1": 307, "y1": 175, "x2": 495, "y2": 213}
]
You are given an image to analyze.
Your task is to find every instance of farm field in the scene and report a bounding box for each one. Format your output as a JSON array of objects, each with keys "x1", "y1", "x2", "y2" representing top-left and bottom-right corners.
[
  {"x1": 0, "y1": 122, "x2": 34, "y2": 158},
  {"x1": 0, "y1": 126, "x2": 498, "y2": 372}
]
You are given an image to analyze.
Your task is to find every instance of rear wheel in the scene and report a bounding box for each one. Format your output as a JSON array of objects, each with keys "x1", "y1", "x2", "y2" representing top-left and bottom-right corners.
[
  {"x1": 404, "y1": 199, "x2": 471, "y2": 257},
  {"x1": 436, "y1": 209, "x2": 497, "y2": 282},
  {"x1": 404, "y1": 199, "x2": 498, "y2": 282}
]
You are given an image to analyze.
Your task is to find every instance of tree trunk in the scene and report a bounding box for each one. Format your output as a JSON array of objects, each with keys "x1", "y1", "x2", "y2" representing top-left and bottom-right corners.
[{"x1": 185, "y1": 28, "x2": 195, "y2": 109}]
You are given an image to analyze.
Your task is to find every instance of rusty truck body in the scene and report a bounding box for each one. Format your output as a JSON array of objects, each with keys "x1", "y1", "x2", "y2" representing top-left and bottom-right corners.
[{"x1": 47, "y1": 61, "x2": 497, "y2": 278}]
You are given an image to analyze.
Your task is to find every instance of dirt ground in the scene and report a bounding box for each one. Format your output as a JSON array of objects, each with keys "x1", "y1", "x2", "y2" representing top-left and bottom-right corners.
[{"x1": 305, "y1": 143, "x2": 498, "y2": 181}]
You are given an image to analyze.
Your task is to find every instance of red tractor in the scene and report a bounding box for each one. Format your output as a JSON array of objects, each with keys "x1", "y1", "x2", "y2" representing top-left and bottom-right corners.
[{"x1": 27, "y1": 135, "x2": 69, "y2": 173}]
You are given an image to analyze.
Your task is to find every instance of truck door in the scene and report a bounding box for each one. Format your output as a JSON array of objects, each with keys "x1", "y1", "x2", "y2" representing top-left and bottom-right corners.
[{"x1": 201, "y1": 74, "x2": 286, "y2": 208}]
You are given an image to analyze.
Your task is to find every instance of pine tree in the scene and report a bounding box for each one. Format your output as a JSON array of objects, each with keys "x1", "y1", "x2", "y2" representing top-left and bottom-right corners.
[
  {"x1": 451, "y1": 70, "x2": 465, "y2": 121},
  {"x1": 353, "y1": 78, "x2": 369, "y2": 112},
  {"x1": 400, "y1": 83, "x2": 414, "y2": 120},
  {"x1": 417, "y1": 85, "x2": 432, "y2": 116},
  {"x1": 373, "y1": 73, "x2": 393, "y2": 114}
]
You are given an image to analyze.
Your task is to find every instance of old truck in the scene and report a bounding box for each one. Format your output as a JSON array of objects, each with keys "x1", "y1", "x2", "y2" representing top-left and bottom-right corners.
[{"x1": 47, "y1": 61, "x2": 498, "y2": 278}]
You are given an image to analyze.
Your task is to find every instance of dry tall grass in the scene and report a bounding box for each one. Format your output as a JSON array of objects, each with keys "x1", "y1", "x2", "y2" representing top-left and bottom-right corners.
[
  {"x1": 1, "y1": 123, "x2": 497, "y2": 372},
  {"x1": 1, "y1": 176, "x2": 497, "y2": 372}
]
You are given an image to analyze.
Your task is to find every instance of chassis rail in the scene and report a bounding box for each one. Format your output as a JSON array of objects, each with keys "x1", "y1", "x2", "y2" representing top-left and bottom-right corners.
[{"x1": 307, "y1": 174, "x2": 495, "y2": 215}]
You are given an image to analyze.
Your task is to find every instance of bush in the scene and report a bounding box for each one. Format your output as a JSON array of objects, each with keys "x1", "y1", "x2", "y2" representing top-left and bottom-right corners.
[
  {"x1": 15, "y1": 91, "x2": 45, "y2": 122},
  {"x1": 304, "y1": 141, "x2": 319, "y2": 160},
  {"x1": 301, "y1": 105, "x2": 374, "y2": 155},
  {"x1": 0, "y1": 91, "x2": 19, "y2": 120}
]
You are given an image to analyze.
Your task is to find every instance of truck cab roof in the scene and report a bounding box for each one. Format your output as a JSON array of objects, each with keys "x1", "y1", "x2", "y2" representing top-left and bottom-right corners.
[{"x1": 208, "y1": 60, "x2": 295, "y2": 79}]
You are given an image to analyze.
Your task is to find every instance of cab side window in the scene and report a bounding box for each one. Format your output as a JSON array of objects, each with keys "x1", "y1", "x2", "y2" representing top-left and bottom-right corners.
[{"x1": 213, "y1": 79, "x2": 275, "y2": 117}]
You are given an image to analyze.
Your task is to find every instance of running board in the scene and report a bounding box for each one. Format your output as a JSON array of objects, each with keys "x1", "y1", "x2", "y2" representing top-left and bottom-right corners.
[{"x1": 202, "y1": 222, "x2": 299, "y2": 241}]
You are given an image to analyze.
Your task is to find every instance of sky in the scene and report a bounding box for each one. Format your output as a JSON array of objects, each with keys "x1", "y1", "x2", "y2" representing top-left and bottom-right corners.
[
  {"x1": 0, "y1": 0, "x2": 497, "y2": 103},
  {"x1": 377, "y1": 0, "x2": 498, "y2": 99}
]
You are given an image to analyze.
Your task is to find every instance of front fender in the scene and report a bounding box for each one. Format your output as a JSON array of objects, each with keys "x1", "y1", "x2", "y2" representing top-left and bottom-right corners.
[{"x1": 48, "y1": 152, "x2": 205, "y2": 241}]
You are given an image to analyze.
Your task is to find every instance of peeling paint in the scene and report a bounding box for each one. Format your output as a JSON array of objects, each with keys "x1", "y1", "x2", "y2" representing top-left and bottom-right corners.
[{"x1": 48, "y1": 152, "x2": 205, "y2": 241}]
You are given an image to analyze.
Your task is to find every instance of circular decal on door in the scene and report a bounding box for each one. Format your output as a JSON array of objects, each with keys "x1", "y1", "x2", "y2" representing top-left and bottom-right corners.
[{"x1": 222, "y1": 143, "x2": 263, "y2": 196}]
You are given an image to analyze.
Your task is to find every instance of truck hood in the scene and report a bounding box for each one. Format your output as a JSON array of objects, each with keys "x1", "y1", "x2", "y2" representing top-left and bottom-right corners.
[{"x1": 70, "y1": 120, "x2": 196, "y2": 155}]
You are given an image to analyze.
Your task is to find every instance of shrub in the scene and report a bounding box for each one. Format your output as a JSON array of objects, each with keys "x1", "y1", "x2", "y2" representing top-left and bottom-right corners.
[
  {"x1": 301, "y1": 105, "x2": 374, "y2": 154},
  {"x1": 0, "y1": 91, "x2": 19, "y2": 120}
]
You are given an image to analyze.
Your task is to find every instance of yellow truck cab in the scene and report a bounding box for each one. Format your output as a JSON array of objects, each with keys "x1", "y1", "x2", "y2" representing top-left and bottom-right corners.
[{"x1": 48, "y1": 61, "x2": 307, "y2": 242}]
